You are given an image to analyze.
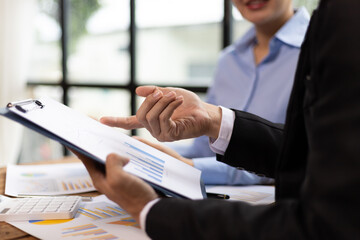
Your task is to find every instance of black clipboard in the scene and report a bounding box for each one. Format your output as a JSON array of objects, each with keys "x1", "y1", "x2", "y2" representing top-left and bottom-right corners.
[{"x1": 0, "y1": 98, "x2": 207, "y2": 200}]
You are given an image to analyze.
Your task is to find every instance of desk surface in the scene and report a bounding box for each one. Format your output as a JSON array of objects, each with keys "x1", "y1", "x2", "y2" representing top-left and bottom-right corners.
[
  {"x1": 0, "y1": 157, "x2": 99, "y2": 240},
  {"x1": 0, "y1": 159, "x2": 275, "y2": 239}
]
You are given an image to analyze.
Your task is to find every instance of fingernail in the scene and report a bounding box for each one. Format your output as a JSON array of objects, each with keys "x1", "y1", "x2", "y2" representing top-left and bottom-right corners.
[
  {"x1": 165, "y1": 91, "x2": 175, "y2": 97},
  {"x1": 153, "y1": 90, "x2": 161, "y2": 98}
]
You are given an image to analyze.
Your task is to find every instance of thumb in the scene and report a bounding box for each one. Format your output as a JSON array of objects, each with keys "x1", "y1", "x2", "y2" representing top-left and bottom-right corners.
[{"x1": 106, "y1": 153, "x2": 129, "y2": 173}]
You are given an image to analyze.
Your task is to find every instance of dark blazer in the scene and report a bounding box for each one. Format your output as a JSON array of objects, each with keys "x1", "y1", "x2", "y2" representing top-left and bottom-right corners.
[{"x1": 146, "y1": 0, "x2": 360, "y2": 239}]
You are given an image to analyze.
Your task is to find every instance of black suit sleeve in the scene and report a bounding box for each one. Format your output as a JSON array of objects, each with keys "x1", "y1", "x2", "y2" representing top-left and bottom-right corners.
[
  {"x1": 146, "y1": 198, "x2": 309, "y2": 240},
  {"x1": 217, "y1": 110, "x2": 284, "y2": 178},
  {"x1": 145, "y1": 1, "x2": 360, "y2": 239}
]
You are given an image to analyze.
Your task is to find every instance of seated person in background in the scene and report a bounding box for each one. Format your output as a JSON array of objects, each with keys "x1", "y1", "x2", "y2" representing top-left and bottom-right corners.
[{"x1": 105, "y1": 0, "x2": 310, "y2": 185}]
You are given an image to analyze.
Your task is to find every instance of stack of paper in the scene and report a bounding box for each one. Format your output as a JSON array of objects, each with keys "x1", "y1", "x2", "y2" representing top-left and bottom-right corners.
[
  {"x1": 8, "y1": 195, "x2": 149, "y2": 240},
  {"x1": 5, "y1": 163, "x2": 96, "y2": 197}
]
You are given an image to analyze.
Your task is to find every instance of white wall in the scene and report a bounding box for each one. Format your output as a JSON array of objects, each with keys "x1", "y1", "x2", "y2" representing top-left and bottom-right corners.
[{"x1": 0, "y1": 0, "x2": 36, "y2": 166}]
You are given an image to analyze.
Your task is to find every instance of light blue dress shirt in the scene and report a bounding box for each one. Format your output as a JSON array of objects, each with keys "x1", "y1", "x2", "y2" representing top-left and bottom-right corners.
[{"x1": 176, "y1": 7, "x2": 310, "y2": 185}]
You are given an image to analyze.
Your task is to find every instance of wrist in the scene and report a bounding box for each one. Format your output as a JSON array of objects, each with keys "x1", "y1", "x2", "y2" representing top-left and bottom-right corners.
[
  {"x1": 204, "y1": 103, "x2": 222, "y2": 139},
  {"x1": 128, "y1": 196, "x2": 157, "y2": 223}
]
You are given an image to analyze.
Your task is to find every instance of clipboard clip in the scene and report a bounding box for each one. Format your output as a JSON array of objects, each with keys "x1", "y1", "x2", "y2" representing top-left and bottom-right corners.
[{"x1": 7, "y1": 99, "x2": 44, "y2": 113}]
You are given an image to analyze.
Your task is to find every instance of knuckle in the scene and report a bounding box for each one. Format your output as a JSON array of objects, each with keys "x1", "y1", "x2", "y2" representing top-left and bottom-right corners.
[
  {"x1": 145, "y1": 114, "x2": 153, "y2": 123},
  {"x1": 148, "y1": 117, "x2": 157, "y2": 125},
  {"x1": 136, "y1": 113, "x2": 146, "y2": 123},
  {"x1": 159, "y1": 113, "x2": 167, "y2": 122}
]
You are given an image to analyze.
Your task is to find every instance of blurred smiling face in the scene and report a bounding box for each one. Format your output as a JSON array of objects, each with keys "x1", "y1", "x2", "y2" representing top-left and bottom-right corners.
[{"x1": 232, "y1": 0, "x2": 293, "y2": 26}]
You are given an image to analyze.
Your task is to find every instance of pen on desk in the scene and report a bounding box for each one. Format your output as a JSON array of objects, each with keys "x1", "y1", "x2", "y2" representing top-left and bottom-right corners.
[{"x1": 206, "y1": 193, "x2": 230, "y2": 199}]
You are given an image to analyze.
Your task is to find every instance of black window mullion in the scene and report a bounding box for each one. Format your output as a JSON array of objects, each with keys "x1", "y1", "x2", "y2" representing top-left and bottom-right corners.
[
  {"x1": 60, "y1": 0, "x2": 70, "y2": 155},
  {"x1": 223, "y1": 0, "x2": 233, "y2": 49},
  {"x1": 130, "y1": 0, "x2": 137, "y2": 136},
  {"x1": 60, "y1": 0, "x2": 69, "y2": 106}
]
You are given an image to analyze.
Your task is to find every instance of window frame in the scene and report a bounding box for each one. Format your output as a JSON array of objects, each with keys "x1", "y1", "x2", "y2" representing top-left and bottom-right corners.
[{"x1": 27, "y1": 0, "x2": 233, "y2": 155}]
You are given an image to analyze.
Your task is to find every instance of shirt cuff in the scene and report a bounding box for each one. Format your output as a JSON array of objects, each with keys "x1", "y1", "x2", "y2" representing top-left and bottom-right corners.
[
  {"x1": 139, "y1": 198, "x2": 160, "y2": 231},
  {"x1": 209, "y1": 106, "x2": 235, "y2": 155}
]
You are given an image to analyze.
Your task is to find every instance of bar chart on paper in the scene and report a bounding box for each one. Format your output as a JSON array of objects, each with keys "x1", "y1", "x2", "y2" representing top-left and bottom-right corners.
[
  {"x1": 78, "y1": 202, "x2": 140, "y2": 227},
  {"x1": 61, "y1": 202, "x2": 143, "y2": 239},
  {"x1": 62, "y1": 224, "x2": 118, "y2": 239},
  {"x1": 5, "y1": 163, "x2": 96, "y2": 196},
  {"x1": 78, "y1": 205, "x2": 127, "y2": 220},
  {"x1": 124, "y1": 142, "x2": 165, "y2": 183},
  {"x1": 13, "y1": 177, "x2": 93, "y2": 193},
  {"x1": 117, "y1": 139, "x2": 205, "y2": 200},
  {"x1": 8, "y1": 198, "x2": 149, "y2": 240},
  {"x1": 107, "y1": 217, "x2": 138, "y2": 228},
  {"x1": 61, "y1": 179, "x2": 93, "y2": 192}
]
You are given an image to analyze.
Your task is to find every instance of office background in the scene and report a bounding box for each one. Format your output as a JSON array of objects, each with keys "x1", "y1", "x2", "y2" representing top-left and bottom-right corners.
[{"x1": 0, "y1": 0, "x2": 318, "y2": 166}]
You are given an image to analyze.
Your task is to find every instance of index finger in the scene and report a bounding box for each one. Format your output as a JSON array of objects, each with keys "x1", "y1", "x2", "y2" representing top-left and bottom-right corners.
[
  {"x1": 136, "y1": 86, "x2": 176, "y2": 98},
  {"x1": 100, "y1": 116, "x2": 143, "y2": 130}
]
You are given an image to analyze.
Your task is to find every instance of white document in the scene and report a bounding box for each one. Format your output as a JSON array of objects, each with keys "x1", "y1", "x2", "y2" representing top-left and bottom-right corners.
[
  {"x1": 8, "y1": 195, "x2": 150, "y2": 240},
  {"x1": 5, "y1": 163, "x2": 96, "y2": 197},
  {"x1": 5, "y1": 98, "x2": 204, "y2": 199}
]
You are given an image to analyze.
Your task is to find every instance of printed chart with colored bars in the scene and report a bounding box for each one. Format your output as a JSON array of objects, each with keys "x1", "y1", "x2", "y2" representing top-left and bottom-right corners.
[
  {"x1": 5, "y1": 163, "x2": 97, "y2": 196},
  {"x1": 8, "y1": 198, "x2": 150, "y2": 240}
]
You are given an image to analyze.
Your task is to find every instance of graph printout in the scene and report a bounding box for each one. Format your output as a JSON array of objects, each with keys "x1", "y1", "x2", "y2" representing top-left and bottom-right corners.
[
  {"x1": 8, "y1": 195, "x2": 149, "y2": 240},
  {"x1": 6, "y1": 98, "x2": 204, "y2": 199},
  {"x1": 5, "y1": 163, "x2": 96, "y2": 196}
]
